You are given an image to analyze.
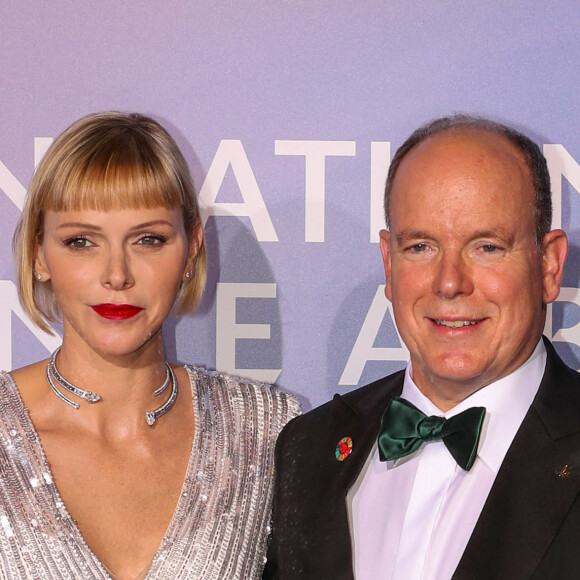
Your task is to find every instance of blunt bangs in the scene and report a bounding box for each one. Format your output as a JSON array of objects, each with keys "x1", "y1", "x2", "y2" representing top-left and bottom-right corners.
[{"x1": 42, "y1": 130, "x2": 184, "y2": 215}]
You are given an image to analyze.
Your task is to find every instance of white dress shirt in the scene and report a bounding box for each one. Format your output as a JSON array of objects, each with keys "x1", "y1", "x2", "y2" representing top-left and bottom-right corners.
[{"x1": 347, "y1": 340, "x2": 546, "y2": 580}]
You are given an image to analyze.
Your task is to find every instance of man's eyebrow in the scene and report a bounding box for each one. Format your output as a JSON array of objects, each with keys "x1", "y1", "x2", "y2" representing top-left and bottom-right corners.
[
  {"x1": 395, "y1": 231, "x2": 432, "y2": 245},
  {"x1": 395, "y1": 228, "x2": 516, "y2": 246},
  {"x1": 470, "y1": 228, "x2": 515, "y2": 243}
]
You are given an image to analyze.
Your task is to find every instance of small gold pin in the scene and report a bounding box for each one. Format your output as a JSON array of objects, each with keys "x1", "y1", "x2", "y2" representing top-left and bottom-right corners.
[{"x1": 558, "y1": 465, "x2": 571, "y2": 478}]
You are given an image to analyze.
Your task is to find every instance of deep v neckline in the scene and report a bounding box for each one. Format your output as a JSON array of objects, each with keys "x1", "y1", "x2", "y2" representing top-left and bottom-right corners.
[{"x1": 3, "y1": 366, "x2": 201, "y2": 580}]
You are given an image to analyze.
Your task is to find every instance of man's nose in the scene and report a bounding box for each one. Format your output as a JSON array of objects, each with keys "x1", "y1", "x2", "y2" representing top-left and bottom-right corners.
[
  {"x1": 100, "y1": 249, "x2": 135, "y2": 290},
  {"x1": 432, "y1": 250, "x2": 474, "y2": 298}
]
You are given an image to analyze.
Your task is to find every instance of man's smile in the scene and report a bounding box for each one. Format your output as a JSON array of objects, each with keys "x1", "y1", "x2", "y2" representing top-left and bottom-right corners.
[{"x1": 433, "y1": 319, "x2": 480, "y2": 328}]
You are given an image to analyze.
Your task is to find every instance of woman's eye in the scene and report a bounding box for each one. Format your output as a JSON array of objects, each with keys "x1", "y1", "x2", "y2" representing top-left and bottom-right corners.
[
  {"x1": 65, "y1": 237, "x2": 92, "y2": 249},
  {"x1": 137, "y1": 235, "x2": 167, "y2": 246}
]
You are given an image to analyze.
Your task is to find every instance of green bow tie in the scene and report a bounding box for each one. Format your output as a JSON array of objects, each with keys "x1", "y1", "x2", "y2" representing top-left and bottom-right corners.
[{"x1": 378, "y1": 397, "x2": 485, "y2": 471}]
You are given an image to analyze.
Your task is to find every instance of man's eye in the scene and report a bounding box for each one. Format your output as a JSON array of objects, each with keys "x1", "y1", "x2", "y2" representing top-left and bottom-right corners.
[
  {"x1": 137, "y1": 235, "x2": 167, "y2": 246},
  {"x1": 410, "y1": 243, "x2": 427, "y2": 252},
  {"x1": 64, "y1": 237, "x2": 92, "y2": 249},
  {"x1": 481, "y1": 244, "x2": 498, "y2": 252}
]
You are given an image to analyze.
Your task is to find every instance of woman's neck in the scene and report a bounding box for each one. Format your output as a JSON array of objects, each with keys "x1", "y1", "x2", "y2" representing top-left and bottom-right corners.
[{"x1": 49, "y1": 334, "x2": 173, "y2": 436}]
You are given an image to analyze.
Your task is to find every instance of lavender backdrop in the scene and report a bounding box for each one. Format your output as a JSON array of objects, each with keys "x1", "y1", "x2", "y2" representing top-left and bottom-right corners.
[{"x1": 2, "y1": 2, "x2": 580, "y2": 410}]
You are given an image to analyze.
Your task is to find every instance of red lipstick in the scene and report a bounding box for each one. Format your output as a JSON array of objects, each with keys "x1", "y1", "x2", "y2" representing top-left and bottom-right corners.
[{"x1": 91, "y1": 304, "x2": 143, "y2": 320}]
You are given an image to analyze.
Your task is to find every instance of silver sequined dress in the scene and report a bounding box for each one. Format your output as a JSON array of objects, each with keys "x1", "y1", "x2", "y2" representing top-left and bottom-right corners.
[{"x1": 0, "y1": 366, "x2": 300, "y2": 579}]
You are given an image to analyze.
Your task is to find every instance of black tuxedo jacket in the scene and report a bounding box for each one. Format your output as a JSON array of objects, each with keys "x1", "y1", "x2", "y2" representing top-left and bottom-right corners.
[{"x1": 264, "y1": 338, "x2": 580, "y2": 579}]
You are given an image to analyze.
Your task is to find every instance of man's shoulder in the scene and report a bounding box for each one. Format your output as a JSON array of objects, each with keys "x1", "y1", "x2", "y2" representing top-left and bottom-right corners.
[
  {"x1": 284, "y1": 369, "x2": 405, "y2": 436},
  {"x1": 543, "y1": 337, "x2": 580, "y2": 381},
  {"x1": 341, "y1": 368, "x2": 406, "y2": 405},
  {"x1": 535, "y1": 338, "x2": 580, "y2": 432}
]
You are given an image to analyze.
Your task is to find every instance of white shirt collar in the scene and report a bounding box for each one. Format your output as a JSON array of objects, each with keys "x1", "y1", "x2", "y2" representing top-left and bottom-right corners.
[{"x1": 401, "y1": 339, "x2": 546, "y2": 473}]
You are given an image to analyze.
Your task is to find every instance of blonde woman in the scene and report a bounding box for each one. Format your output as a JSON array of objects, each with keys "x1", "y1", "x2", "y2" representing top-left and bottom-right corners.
[{"x1": 5, "y1": 112, "x2": 299, "y2": 579}]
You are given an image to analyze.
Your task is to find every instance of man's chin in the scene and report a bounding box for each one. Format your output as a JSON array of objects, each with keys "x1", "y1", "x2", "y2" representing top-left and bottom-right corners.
[{"x1": 413, "y1": 358, "x2": 492, "y2": 402}]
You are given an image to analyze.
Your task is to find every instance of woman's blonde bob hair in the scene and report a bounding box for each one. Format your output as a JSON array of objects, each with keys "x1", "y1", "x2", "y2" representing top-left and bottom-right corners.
[{"x1": 13, "y1": 111, "x2": 207, "y2": 334}]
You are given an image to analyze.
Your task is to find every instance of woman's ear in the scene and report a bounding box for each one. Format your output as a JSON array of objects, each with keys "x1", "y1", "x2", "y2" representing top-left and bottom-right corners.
[
  {"x1": 182, "y1": 219, "x2": 204, "y2": 281},
  {"x1": 34, "y1": 241, "x2": 51, "y2": 282}
]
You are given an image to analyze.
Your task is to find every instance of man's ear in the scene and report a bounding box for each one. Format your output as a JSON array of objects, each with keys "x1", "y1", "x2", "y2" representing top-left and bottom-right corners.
[
  {"x1": 34, "y1": 241, "x2": 51, "y2": 282},
  {"x1": 541, "y1": 229, "x2": 568, "y2": 304},
  {"x1": 182, "y1": 218, "x2": 204, "y2": 281},
  {"x1": 379, "y1": 229, "x2": 393, "y2": 302}
]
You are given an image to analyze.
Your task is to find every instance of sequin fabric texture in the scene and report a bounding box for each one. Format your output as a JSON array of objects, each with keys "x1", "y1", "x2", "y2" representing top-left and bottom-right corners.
[{"x1": 0, "y1": 366, "x2": 300, "y2": 579}]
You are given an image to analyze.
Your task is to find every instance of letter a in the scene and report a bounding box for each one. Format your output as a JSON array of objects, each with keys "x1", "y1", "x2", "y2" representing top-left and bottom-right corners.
[{"x1": 198, "y1": 140, "x2": 278, "y2": 241}]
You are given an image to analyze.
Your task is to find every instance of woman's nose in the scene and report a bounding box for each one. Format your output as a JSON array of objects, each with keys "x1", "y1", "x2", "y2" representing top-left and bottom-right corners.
[{"x1": 100, "y1": 249, "x2": 135, "y2": 290}]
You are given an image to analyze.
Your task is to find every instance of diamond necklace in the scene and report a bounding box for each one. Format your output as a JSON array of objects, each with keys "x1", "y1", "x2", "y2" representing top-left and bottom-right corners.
[{"x1": 46, "y1": 347, "x2": 178, "y2": 426}]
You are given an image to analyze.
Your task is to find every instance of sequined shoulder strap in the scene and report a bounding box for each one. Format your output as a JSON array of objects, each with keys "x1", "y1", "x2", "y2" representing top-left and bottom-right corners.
[
  {"x1": 0, "y1": 371, "x2": 29, "y2": 432},
  {"x1": 184, "y1": 365, "x2": 300, "y2": 437}
]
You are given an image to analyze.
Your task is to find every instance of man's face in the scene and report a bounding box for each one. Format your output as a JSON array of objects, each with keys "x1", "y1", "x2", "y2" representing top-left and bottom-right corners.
[{"x1": 380, "y1": 130, "x2": 563, "y2": 409}]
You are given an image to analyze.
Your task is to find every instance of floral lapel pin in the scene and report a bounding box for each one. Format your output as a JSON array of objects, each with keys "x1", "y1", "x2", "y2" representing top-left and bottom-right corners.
[{"x1": 336, "y1": 436, "x2": 353, "y2": 461}]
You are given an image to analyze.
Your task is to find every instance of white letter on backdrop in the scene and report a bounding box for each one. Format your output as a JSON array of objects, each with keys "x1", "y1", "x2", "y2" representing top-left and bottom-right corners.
[
  {"x1": 0, "y1": 163, "x2": 26, "y2": 211},
  {"x1": 35, "y1": 137, "x2": 53, "y2": 168},
  {"x1": 275, "y1": 140, "x2": 356, "y2": 242},
  {"x1": 543, "y1": 144, "x2": 580, "y2": 230},
  {"x1": 199, "y1": 140, "x2": 278, "y2": 241},
  {"x1": 339, "y1": 285, "x2": 409, "y2": 385},
  {"x1": 0, "y1": 281, "x2": 61, "y2": 370},
  {"x1": 216, "y1": 282, "x2": 281, "y2": 383},
  {"x1": 543, "y1": 144, "x2": 580, "y2": 342},
  {"x1": 0, "y1": 137, "x2": 54, "y2": 211},
  {"x1": 547, "y1": 288, "x2": 580, "y2": 354}
]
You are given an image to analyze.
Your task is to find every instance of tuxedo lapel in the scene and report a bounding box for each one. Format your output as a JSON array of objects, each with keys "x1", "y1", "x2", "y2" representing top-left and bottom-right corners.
[
  {"x1": 454, "y1": 339, "x2": 580, "y2": 579},
  {"x1": 324, "y1": 375, "x2": 404, "y2": 495},
  {"x1": 323, "y1": 394, "x2": 379, "y2": 494},
  {"x1": 311, "y1": 375, "x2": 404, "y2": 579}
]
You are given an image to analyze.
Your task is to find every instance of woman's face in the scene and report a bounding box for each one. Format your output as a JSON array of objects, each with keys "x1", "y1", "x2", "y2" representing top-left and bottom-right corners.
[{"x1": 35, "y1": 206, "x2": 202, "y2": 358}]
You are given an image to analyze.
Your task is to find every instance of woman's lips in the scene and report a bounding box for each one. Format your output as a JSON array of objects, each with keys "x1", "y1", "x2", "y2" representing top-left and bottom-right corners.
[{"x1": 91, "y1": 304, "x2": 143, "y2": 320}]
